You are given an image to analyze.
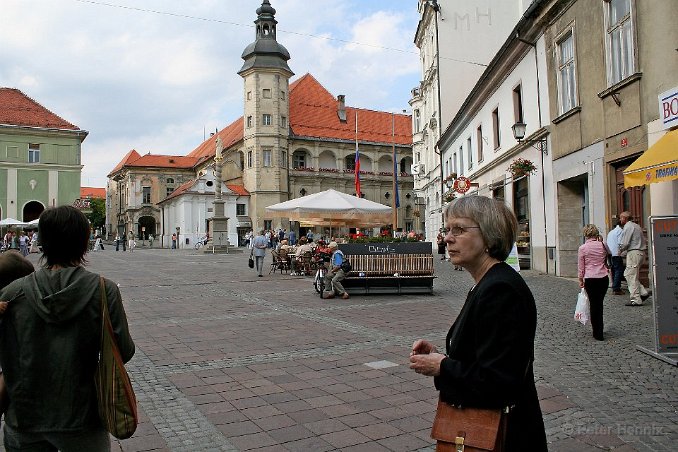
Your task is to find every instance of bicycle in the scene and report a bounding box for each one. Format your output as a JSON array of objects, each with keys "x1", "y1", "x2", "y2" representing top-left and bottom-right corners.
[
  {"x1": 312, "y1": 251, "x2": 331, "y2": 297},
  {"x1": 194, "y1": 236, "x2": 208, "y2": 249}
]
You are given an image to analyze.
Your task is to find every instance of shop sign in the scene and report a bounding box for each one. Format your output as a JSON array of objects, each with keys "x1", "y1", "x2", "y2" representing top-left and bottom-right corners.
[
  {"x1": 453, "y1": 176, "x2": 472, "y2": 193},
  {"x1": 659, "y1": 87, "x2": 678, "y2": 130},
  {"x1": 72, "y1": 198, "x2": 91, "y2": 209},
  {"x1": 649, "y1": 216, "x2": 678, "y2": 354}
]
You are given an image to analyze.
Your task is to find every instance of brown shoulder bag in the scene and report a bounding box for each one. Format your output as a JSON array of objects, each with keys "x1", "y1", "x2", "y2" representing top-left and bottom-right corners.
[{"x1": 431, "y1": 397, "x2": 508, "y2": 452}]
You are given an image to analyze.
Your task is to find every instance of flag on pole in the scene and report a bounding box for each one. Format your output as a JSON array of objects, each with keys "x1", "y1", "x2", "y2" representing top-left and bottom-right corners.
[
  {"x1": 354, "y1": 111, "x2": 361, "y2": 197},
  {"x1": 393, "y1": 154, "x2": 400, "y2": 208}
]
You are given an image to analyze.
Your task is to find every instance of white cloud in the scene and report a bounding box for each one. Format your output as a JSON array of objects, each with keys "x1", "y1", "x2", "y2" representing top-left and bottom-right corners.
[{"x1": 0, "y1": 0, "x2": 420, "y2": 187}]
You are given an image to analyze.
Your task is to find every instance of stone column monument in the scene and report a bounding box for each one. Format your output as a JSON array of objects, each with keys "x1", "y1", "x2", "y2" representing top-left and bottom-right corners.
[{"x1": 206, "y1": 137, "x2": 231, "y2": 253}]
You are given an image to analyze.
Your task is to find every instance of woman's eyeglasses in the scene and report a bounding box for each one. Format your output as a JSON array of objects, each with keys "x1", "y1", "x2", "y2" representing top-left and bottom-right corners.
[{"x1": 444, "y1": 226, "x2": 481, "y2": 236}]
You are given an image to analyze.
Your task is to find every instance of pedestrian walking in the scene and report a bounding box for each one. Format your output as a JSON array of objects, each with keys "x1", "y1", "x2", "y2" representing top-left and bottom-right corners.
[
  {"x1": 606, "y1": 219, "x2": 625, "y2": 295},
  {"x1": 578, "y1": 224, "x2": 610, "y2": 341},
  {"x1": 128, "y1": 232, "x2": 135, "y2": 252},
  {"x1": 171, "y1": 233, "x2": 177, "y2": 249},
  {"x1": 618, "y1": 211, "x2": 650, "y2": 306},
  {"x1": 409, "y1": 196, "x2": 547, "y2": 452},
  {"x1": 436, "y1": 229, "x2": 446, "y2": 260},
  {"x1": 0, "y1": 206, "x2": 135, "y2": 451},
  {"x1": 252, "y1": 230, "x2": 268, "y2": 277}
]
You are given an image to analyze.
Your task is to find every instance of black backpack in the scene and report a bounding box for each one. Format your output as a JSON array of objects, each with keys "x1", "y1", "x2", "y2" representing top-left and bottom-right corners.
[{"x1": 340, "y1": 254, "x2": 352, "y2": 273}]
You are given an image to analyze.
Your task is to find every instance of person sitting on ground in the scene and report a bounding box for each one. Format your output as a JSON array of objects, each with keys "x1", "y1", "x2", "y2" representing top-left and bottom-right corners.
[{"x1": 322, "y1": 241, "x2": 349, "y2": 300}]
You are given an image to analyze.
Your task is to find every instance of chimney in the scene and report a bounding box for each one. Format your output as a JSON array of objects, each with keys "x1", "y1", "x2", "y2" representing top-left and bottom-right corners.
[{"x1": 337, "y1": 95, "x2": 347, "y2": 122}]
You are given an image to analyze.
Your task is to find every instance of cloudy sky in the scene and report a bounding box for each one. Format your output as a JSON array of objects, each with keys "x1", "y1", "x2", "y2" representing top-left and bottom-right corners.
[{"x1": 1, "y1": 0, "x2": 421, "y2": 187}]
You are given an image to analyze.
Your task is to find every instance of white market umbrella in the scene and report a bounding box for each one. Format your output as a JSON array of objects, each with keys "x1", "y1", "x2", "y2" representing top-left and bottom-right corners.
[
  {"x1": 265, "y1": 189, "x2": 392, "y2": 229},
  {"x1": 0, "y1": 217, "x2": 27, "y2": 227}
]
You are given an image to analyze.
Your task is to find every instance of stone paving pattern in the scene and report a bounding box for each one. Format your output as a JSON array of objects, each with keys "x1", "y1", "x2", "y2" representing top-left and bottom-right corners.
[{"x1": 3, "y1": 248, "x2": 676, "y2": 451}]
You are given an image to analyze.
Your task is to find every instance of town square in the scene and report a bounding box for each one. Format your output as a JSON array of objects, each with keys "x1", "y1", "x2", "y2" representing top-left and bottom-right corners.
[{"x1": 1, "y1": 0, "x2": 677, "y2": 450}]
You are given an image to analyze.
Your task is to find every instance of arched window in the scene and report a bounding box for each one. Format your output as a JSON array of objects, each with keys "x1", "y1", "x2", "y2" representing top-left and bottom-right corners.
[{"x1": 166, "y1": 178, "x2": 174, "y2": 184}]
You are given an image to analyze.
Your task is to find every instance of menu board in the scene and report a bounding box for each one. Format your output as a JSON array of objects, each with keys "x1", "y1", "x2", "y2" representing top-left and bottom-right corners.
[{"x1": 649, "y1": 216, "x2": 678, "y2": 354}]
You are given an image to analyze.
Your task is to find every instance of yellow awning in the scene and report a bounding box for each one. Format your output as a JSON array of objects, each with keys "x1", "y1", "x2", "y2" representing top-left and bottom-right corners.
[{"x1": 624, "y1": 129, "x2": 678, "y2": 188}]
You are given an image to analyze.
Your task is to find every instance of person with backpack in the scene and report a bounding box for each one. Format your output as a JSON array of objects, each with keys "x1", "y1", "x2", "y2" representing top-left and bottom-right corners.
[{"x1": 323, "y1": 241, "x2": 350, "y2": 300}]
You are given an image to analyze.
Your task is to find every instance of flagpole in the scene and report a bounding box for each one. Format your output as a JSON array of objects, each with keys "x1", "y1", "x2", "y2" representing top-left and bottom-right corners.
[{"x1": 392, "y1": 112, "x2": 397, "y2": 235}]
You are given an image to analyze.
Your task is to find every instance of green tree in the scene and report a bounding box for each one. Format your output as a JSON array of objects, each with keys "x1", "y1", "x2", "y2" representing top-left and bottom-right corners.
[{"x1": 87, "y1": 198, "x2": 106, "y2": 230}]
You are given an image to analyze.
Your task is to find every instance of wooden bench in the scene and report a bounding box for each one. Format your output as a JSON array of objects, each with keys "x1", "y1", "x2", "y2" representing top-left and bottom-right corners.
[{"x1": 339, "y1": 242, "x2": 435, "y2": 294}]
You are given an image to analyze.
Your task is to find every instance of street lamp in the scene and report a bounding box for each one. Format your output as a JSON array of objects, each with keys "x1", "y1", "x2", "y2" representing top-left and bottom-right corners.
[{"x1": 512, "y1": 122, "x2": 548, "y2": 154}]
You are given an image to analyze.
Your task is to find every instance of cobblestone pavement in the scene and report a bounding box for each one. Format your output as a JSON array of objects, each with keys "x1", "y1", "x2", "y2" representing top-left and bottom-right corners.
[{"x1": 4, "y1": 248, "x2": 676, "y2": 451}]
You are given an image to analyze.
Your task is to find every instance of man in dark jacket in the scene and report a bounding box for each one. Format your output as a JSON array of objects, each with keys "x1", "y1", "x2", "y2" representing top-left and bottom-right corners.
[{"x1": 0, "y1": 205, "x2": 135, "y2": 451}]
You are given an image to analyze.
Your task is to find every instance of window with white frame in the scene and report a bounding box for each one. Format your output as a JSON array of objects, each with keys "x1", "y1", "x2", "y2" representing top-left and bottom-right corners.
[
  {"x1": 280, "y1": 150, "x2": 287, "y2": 168},
  {"x1": 605, "y1": 0, "x2": 635, "y2": 86},
  {"x1": 236, "y1": 203, "x2": 246, "y2": 216},
  {"x1": 557, "y1": 30, "x2": 577, "y2": 114},
  {"x1": 247, "y1": 150, "x2": 253, "y2": 168},
  {"x1": 263, "y1": 149, "x2": 272, "y2": 167},
  {"x1": 292, "y1": 150, "x2": 306, "y2": 168},
  {"x1": 280, "y1": 116, "x2": 287, "y2": 128},
  {"x1": 414, "y1": 109, "x2": 421, "y2": 132},
  {"x1": 28, "y1": 143, "x2": 40, "y2": 163},
  {"x1": 262, "y1": 114, "x2": 272, "y2": 126},
  {"x1": 247, "y1": 116, "x2": 252, "y2": 128},
  {"x1": 458, "y1": 146, "x2": 464, "y2": 176},
  {"x1": 452, "y1": 152, "x2": 457, "y2": 175},
  {"x1": 142, "y1": 186, "x2": 151, "y2": 204}
]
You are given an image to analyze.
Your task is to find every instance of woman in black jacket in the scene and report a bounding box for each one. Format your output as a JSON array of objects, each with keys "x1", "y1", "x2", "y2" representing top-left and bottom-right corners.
[
  {"x1": 409, "y1": 196, "x2": 547, "y2": 451},
  {"x1": 0, "y1": 206, "x2": 135, "y2": 451}
]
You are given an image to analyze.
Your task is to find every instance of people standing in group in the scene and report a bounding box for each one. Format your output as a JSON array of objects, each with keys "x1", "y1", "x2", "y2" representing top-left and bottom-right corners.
[
  {"x1": 0, "y1": 205, "x2": 135, "y2": 451},
  {"x1": 323, "y1": 241, "x2": 350, "y2": 300},
  {"x1": 578, "y1": 224, "x2": 610, "y2": 341},
  {"x1": 618, "y1": 211, "x2": 650, "y2": 306},
  {"x1": 244, "y1": 230, "x2": 253, "y2": 248},
  {"x1": 252, "y1": 230, "x2": 268, "y2": 277},
  {"x1": 606, "y1": 219, "x2": 625, "y2": 295},
  {"x1": 409, "y1": 196, "x2": 547, "y2": 452}
]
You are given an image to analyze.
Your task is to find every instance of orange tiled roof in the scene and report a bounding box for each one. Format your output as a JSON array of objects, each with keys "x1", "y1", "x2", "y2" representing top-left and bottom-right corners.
[
  {"x1": 187, "y1": 117, "x2": 244, "y2": 159},
  {"x1": 113, "y1": 73, "x2": 410, "y2": 171},
  {"x1": 226, "y1": 184, "x2": 249, "y2": 196},
  {"x1": 80, "y1": 187, "x2": 105, "y2": 199},
  {"x1": 289, "y1": 74, "x2": 411, "y2": 146},
  {"x1": 108, "y1": 149, "x2": 199, "y2": 176},
  {"x1": 161, "y1": 179, "x2": 194, "y2": 203},
  {"x1": 109, "y1": 149, "x2": 141, "y2": 176},
  {"x1": 0, "y1": 87, "x2": 82, "y2": 130}
]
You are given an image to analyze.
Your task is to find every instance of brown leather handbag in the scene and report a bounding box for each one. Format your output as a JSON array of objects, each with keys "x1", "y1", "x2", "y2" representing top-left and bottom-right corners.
[{"x1": 431, "y1": 397, "x2": 508, "y2": 452}]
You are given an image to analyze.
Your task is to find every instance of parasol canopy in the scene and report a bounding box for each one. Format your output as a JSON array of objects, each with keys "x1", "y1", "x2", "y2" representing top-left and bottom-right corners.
[
  {"x1": 265, "y1": 189, "x2": 392, "y2": 227},
  {"x1": 624, "y1": 129, "x2": 678, "y2": 188},
  {"x1": 0, "y1": 217, "x2": 27, "y2": 227}
]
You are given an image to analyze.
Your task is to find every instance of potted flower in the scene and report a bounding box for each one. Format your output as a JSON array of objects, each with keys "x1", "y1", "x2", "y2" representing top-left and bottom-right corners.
[
  {"x1": 508, "y1": 158, "x2": 537, "y2": 178},
  {"x1": 443, "y1": 191, "x2": 456, "y2": 203}
]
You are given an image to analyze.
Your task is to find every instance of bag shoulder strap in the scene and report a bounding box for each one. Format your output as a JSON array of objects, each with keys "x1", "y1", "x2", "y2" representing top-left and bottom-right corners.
[{"x1": 98, "y1": 276, "x2": 108, "y2": 349}]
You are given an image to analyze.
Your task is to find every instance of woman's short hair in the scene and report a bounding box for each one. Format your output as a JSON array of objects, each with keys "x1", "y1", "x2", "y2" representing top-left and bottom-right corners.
[
  {"x1": 444, "y1": 196, "x2": 517, "y2": 261},
  {"x1": 0, "y1": 250, "x2": 35, "y2": 289},
  {"x1": 583, "y1": 224, "x2": 600, "y2": 239},
  {"x1": 39, "y1": 206, "x2": 90, "y2": 267}
]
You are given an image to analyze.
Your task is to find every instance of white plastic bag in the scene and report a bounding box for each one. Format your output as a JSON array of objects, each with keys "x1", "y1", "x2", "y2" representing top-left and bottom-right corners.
[{"x1": 574, "y1": 288, "x2": 590, "y2": 325}]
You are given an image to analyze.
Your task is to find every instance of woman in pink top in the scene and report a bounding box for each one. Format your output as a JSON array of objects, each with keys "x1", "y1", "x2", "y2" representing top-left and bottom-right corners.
[{"x1": 577, "y1": 224, "x2": 610, "y2": 341}]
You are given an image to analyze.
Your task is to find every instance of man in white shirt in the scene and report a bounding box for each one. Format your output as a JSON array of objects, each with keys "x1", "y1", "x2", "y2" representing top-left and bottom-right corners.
[
  {"x1": 606, "y1": 220, "x2": 625, "y2": 295},
  {"x1": 618, "y1": 211, "x2": 650, "y2": 306}
]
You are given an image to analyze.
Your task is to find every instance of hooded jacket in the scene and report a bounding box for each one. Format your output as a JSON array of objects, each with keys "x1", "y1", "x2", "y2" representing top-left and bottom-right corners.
[{"x1": 0, "y1": 266, "x2": 135, "y2": 432}]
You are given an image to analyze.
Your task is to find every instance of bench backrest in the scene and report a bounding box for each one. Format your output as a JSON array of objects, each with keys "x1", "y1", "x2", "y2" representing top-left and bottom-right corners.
[{"x1": 345, "y1": 254, "x2": 434, "y2": 276}]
